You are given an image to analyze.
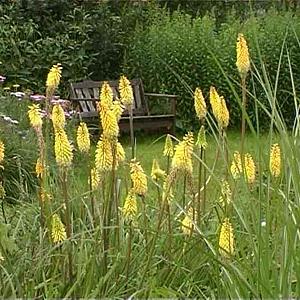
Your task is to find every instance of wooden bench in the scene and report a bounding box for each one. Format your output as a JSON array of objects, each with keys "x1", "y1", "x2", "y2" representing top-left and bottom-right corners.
[{"x1": 69, "y1": 78, "x2": 177, "y2": 134}]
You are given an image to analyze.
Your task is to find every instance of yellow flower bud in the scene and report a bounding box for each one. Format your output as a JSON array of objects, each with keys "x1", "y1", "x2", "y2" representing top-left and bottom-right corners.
[
  {"x1": 119, "y1": 75, "x2": 134, "y2": 107},
  {"x1": 46, "y1": 63, "x2": 62, "y2": 94},
  {"x1": 28, "y1": 104, "x2": 43, "y2": 129},
  {"x1": 194, "y1": 87, "x2": 206, "y2": 121},
  {"x1": 163, "y1": 134, "x2": 174, "y2": 157},
  {"x1": 269, "y1": 143, "x2": 281, "y2": 178},
  {"x1": 123, "y1": 189, "x2": 137, "y2": 221},
  {"x1": 236, "y1": 33, "x2": 250, "y2": 78},
  {"x1": 130, "y1": 159, "x2": 147, "y2": 196},
  {"x1": 76, "y1": 122, "x2": 90, "y2": 153},
  {"x1": 219, "y1": 218, "x2": 234, "y2": 258},
  {"x1": 171, "y1": 132, "x2": 194, "y2": 175},
  {"x1": 51, "y1": 213, "x2": 66, "y2": 244},
  {"x1": 54, "y1": 127, "x2": 73, "y2": 167}
]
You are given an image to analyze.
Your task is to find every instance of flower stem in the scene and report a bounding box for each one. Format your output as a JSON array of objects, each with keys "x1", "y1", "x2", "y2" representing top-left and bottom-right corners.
[
  {"x1": 129, "y1": 106, "x2": 135, "y2": 159},
  {"x1": 88, "y1": 156, "x2": 95, "y2": 227},
  {"x1": 183, "y1": 174, "x2": 187, "y2": 208},
  {"x1": 141, "y1": 195, "x2": 148, "y2": 251},
  {"x1": 241, "y1": 77, "x2": 247, "y2": 158},
  {"x1": 62, "y1": 168, "x2": 73, "y2": 281},
  {"x1": 125, "y1": 221, "x2": 133, "y2": 282},
  {"x1": 197, "y1": 147, "x2": 203, "y2": 225}
]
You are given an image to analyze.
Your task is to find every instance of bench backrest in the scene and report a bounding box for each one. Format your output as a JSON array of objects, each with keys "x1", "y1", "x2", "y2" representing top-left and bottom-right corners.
[{"x1": 70, "y1": 78, "x2": 149, "y2": 116}]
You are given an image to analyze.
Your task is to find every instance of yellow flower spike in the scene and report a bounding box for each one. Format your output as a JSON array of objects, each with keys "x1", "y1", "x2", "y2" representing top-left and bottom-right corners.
[
  {"x1": 112, "y1": 100, "x2": 125, "y2": 121},
  {"x1": 76, "y1": 122, "x2": 90, "y2": 153},
  {"x1": 130, "y1": 159, "x2": 148, "y2": 196},
  {"x1": 89, "y1": 167, "x2": 101, "y2": 190},
  {"x1": 119, "y1": 75, "x2": 134, "y2": 107},
  {"x1": 230, "y1": 151, "x2": 242, "y2": 179},
  {"x1": 95, "y1": 135, "x2": 113, "y2": 172},
  {"x1": 163, "y1": 134, "x2": 174, "y2": 157},
  {"x1": 52, "y1": 104, "x2": 65, "y2": 129},
  {"x1": 0, "y1": 251, "x2": 4, "y2": 262},
  {"x1": 116, "y1": 141, "x2": 125, "y2": 165},
  {"x1": 51, "y1": 213, "x2": 66, "y2": 244},
  {"x1": 122, "y1": 189, "x2": 137, "y2": 221},
  {"x1": 0, "y1": 140, "x2": 4, "y2": 164},
  {"x1": 209, "y1": 86, "x2": 221, "y2": 122},
  {"x1": 236, "y1": 33, "x2": 250, "y2": 79},
  {"x1": 217, "y1": 96, "x2": 229, "y2": 129},
  {"x1": 100, "y1": 109, "x2": 119, "y2": 139},
  {"x1": 99, "y1": 81, "x2": 113, "y2": 110},
  {"x1": 194, "y1": 87, "x2": 207, "y2": 121},
  {"x1": 28, "y1": 104, "x2": 43, "y2": 129},
  {"x1": 151, "y1": 159, "x2": 166, "y2": 181},
  {"x1": 219, "y1": 217, "x2": 234, "y2": 258},
  {"x1": 244, "y1": 153, "x2": 256, "y2": 184},
  {"x1": 171, "y1": 132, "x2": 194, "y2": 175},
  {"x1": 196, "y1": 125, "x2": 208, "y2": 150},
  {"x1": 269, "y1": 143, "x2": 281, "y2": 178},
  {"x1": 219, "y1": 179, "x2": 232, "y2": 207},
  {"x1": 54, "y1": 127, "x2": 73, "y2": 167},
  {"x1": 46, "y1": 63, "x2": 62, "y2": 90},
  {"x1": 35, "y1": 157, "x2": 44, "y2": 178},
  {"x1": 181, "y1": 207, "x2": 197, "y2": 235}
]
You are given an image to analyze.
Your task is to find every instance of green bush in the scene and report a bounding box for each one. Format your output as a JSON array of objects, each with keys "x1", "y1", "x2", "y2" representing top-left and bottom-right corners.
[
  {"x1": 0, "y1": 1, "x2": 154, "y2": 95},
  {"x1": 124, "y1": 8, "x2": 300, "y2": 130}
]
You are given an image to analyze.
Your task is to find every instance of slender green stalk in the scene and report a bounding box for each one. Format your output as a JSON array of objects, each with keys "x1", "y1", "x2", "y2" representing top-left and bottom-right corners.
[
  {"x1": 125, "y1": 221, "x2": 133, "y2": 283},
  {"x1": 166, "y1": 201, "x2": 172, "y2": 252},
  {"x1": 139, "y1": 179, "x2": 174, "y2": 291},
  {"x1": 129, "y1": 106, "x2": 135, "y2": 159},
  {"x1": 139, "y1": 198, "x2": 167, "y2": 291},
  {"x1": 222, "y1": 130, "x2": 229, "y2": 178},
  {"x1": 182, "y1": 174, "x2": 187, "y2": 208},
  {"x1": 197, "y1": 146, "x2": 203, "y2": 225},
  {"x1": 111, "y1": 142, "x2": 119, "y2": 251},
  {"x1": 88, "y1": 160, "x2": 95, "y2": 227},
  {"x1": 61, "y1": 168, "x2": 73, "y2": 281},
  {"x1": 141, "y1": 196, "x2": 148, "y2": 250},
  {"x1": 203, "y1": 150, "x2": 207, "y2": 218},
  {"x1": 102, "y1": 139, "x2": 118, "y2": 272},
  {"x1": 241, "y1": 77, "x2": 247, "y2": 159}
]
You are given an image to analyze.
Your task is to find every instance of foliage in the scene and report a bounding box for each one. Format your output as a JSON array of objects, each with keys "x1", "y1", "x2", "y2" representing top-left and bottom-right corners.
[
  {"x1": 0, "y1": 91, "x2": 37, "y2": 202},
  {"x1": 0, "y1": 0, "x2": 155, "y2": 95},
  {"x1": 124, "y1": 8, "x2": 300, "y2": 130}
]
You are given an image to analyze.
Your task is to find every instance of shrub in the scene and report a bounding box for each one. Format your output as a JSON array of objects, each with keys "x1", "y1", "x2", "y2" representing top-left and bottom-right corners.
[
  {"x1": 124, "y1": 8, "x2": 300, "y2": 130},
  {"x1": 0, "y1": 1, "x2": 155, "y2": 96}
]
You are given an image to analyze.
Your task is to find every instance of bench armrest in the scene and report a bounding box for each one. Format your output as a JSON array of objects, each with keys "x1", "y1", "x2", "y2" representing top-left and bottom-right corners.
[
  {"x1": 144, "y1": 93, "x2": 177, "y2": 115},
  {"x1": 144, "y1": 92, "x2": 177, "y2": 99}
]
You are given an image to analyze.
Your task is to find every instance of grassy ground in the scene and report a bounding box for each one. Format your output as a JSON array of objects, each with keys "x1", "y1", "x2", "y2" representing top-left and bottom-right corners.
[{"x1": 1, "y1": 128, "x2": 284, "y2": 298}]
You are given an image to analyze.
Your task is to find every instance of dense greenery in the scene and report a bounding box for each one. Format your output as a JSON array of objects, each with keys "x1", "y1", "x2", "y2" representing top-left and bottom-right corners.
[
  {"x1": 124, "y1": 8, "x2": 300, "y2": 130},
  {"x1": 0, "y1": 0, "x2": 153, "y2": 94}
]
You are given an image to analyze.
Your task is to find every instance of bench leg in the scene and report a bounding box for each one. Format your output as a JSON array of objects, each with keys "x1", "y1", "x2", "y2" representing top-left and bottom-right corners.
[{"x1": 171, "y1": 119, "x2": 176, "y2": 135}]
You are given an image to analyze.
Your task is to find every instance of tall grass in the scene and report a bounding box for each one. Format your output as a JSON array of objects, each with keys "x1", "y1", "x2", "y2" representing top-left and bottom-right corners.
[{"x1": 1, "y1": 31, "x2": 300, "y2": 299}]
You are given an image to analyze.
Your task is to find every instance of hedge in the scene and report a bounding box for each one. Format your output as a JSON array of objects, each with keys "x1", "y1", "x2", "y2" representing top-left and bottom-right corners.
[{"x1": 124, "y1": 8, "x2": 300, "y2": 130}]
